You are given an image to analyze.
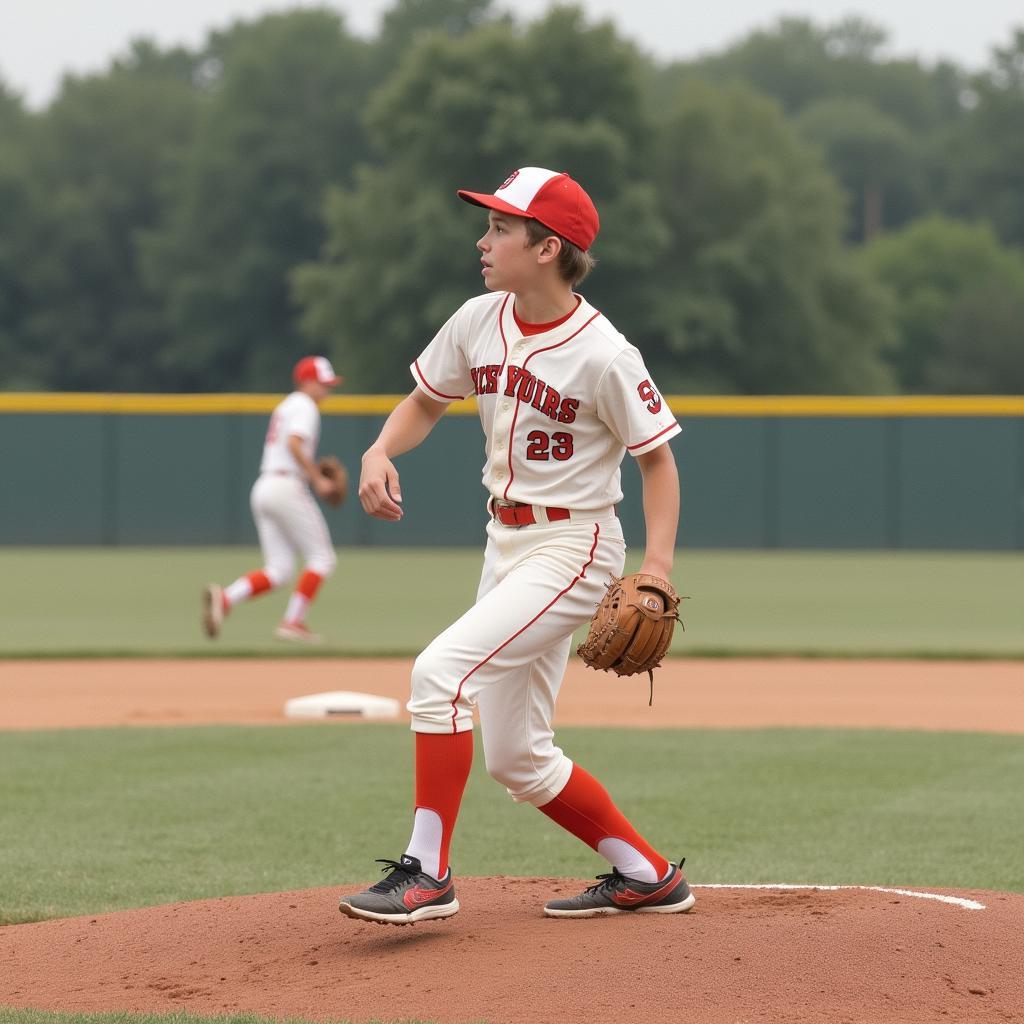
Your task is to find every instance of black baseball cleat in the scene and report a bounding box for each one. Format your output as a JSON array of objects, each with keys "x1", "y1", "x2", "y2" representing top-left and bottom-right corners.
[
  {"x1": 544, "y1": 858, "x2": 696, "y2": 918},
  {"x1": 339, "y1": 855, "x2": 460, "y2": 925}
]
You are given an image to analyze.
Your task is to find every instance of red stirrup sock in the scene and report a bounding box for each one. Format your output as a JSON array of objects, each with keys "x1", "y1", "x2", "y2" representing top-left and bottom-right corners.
[
  {"x1": 296, "y1": 569, "x2": 323, "y2": 600},
  {"x1": 414, "y1": 730, "x2": 474, "y2": 877},
  {"x1": 537, "y1": 764, "x2": 670, "y2": 880},
  {"x1": 247, "y1": 570, "x2": 272, "y2": 596}
]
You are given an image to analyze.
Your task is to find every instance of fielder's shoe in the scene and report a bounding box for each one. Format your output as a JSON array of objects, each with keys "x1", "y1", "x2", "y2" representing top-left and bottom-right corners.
[
  {"x1": 338, "y1": 855, "x2": 460, "y2": 926},
  {"x1": 202, "y1": 583, "x2": 224, "y2": 639},
  {"x1": 544, "y1": 859, "x2": 695, "y2": 918},
  {"x1": 274, "y1": 621, "x2": 322, "y2": 643}
]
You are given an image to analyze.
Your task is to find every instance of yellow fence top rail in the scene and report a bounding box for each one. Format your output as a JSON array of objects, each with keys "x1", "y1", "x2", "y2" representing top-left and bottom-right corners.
[{"x1": 1, "y1": 393, "x2": 1023, "y2": 416}]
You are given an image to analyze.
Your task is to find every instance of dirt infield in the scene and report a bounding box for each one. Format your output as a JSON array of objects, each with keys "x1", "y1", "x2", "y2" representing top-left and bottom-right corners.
[
  {"x1": 2, "y1": 657, "x2": 1023, "y2": 1023},
  {"x1": 4, "y1": 656, "x2": 1024, "y2": 731}
]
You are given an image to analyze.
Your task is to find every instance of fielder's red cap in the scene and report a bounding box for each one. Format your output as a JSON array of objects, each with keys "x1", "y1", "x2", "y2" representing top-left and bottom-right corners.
[
  {"x1": 458, "y1": 167, "x2": 600, "y2": 251},
  {"x1": 293, "y1": 355, "x2": 342, "y2": 387}
]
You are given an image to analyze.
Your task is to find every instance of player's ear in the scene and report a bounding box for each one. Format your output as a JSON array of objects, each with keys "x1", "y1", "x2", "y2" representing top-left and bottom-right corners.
[{"x1": 535, "y1": 234, "x2": 562, "y2": 265}]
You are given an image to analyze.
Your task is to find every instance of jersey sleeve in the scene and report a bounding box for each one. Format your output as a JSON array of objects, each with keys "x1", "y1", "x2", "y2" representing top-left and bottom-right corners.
[
  {"x1": 596, "y1": 347, "x2": 680, "y2": 456},
  {"x1": 410, "y1": 306, "x2": 473, "y2": 402},
  {"x1": 283, "y1": 394, "x2": 319, "y2": 440}
]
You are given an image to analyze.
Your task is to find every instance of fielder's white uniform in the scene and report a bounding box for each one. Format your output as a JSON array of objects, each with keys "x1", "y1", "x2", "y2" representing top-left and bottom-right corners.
[
  {"x1": 251, "y1": 391, "x2": 337, "y2": 585},
  {"x1": 409, "y1": 291, "x2": 680, "y2": 806}
]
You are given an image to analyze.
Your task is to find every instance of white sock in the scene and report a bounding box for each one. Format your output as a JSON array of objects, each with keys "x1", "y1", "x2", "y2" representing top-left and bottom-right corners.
[
  {"x1": 283, "y1": 593, "x2": 309, "y2": 624},
  {"x1": 224, "y1": 577, "x2": 253, "y2": 607},
  {"x1": 596, "y1": 837, "x2": 659, "y2": 882},
  {"x1": 404, "y1": 808, "x2": 443, "y2": 880}
]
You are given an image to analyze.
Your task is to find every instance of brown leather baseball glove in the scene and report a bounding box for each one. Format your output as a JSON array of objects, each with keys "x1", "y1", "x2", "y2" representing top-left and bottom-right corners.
[
  {"x1": 577, "y1": 573, "x2": 682, "y2": 703},
  {"x1": 317, "y1": 455, "x2": 348, "y2": 508}
]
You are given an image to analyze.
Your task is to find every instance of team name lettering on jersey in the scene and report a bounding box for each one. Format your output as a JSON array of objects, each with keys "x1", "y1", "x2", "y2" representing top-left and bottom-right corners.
[
  {"x1": 471, "y1": 363, "x2": 579, "y2": 424},
  {"x1": 413, "y1": 292, "x2": 681, "y2": 509},
  {"x1": 470, "y1": 365, "x2": 502, "y2": 395}
]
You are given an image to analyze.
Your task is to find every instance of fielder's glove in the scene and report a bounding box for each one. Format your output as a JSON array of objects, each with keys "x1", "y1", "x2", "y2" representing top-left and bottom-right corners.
[
  {"x1": 317, "y1": 455, "x2": 348, "y2": 508},
  {"x1": 577, "y1": 573, "x2": 682, "y2": 704}
]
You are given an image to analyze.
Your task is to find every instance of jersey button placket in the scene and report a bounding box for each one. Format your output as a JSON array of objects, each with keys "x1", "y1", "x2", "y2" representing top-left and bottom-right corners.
[{"x1": 493, "y1": 378, "x2": 517, "y2": 494}]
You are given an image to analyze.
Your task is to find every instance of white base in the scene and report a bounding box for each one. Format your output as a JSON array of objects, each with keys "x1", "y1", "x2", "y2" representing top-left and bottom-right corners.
[{"x1": 284, "y1": 690, "x2": 401, "y2": 720}]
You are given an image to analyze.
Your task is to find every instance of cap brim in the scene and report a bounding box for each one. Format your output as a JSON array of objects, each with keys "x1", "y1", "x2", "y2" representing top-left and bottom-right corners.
[{"x1": 457, "y1": 190, "x2": 530, "y2": 219}]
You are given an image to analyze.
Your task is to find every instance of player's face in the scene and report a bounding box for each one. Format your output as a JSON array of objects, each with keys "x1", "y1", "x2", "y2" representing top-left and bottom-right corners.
[
  {"x1": 303, "y1": 380, "x2": 332, "y2": 405},
  {"x1": 477, "y1": 212, "x2": 540, "y2": 293}
]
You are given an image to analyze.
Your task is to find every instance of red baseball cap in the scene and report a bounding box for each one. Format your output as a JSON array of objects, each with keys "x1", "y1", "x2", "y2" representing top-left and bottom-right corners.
[
  {"x1": 458, "y1": 167, "x2": 600, "y2": 251},
  {"x1": 293, "y1": 355, "x2": 342, "y2": 387}
]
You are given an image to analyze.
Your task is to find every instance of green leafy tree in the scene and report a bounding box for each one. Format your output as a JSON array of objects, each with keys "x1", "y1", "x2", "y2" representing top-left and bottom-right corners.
[
  {"x1": 7, "y1": 54, "x2": 200, "y2": 391},
  {"x1": 374, "y1": 0, "x2": 501, "y2": 66},
  {"x1": 295, "y1": 6, "x2": 665, "y2": 390},
  {"x1": 143, "y1": 10, "x2": 376, "y2": 391},
  {"x1": 0, "y1": 78, "x2": 27, "y2": 130},
  {"x1": 658, "y1": 16, "x2": 966, "y2": 239},
  {"x1": 642, "y1": 80, "x2": 895, "y2": 393},
  {"x1": 796, "y1": 97, "x2": 921, "y2": 240},
  {"x1": 692, "y1": 16, "x2": 964, "y2": 129},
  {"x1": 927, "y1": 284, "x2": 1024, "y2": 392},
  {"x1": 861, "y1": 215, "x2": 1024, "y2": 392},
  {"x1": 946, "y1": 30, "x2": 1024, "y2": 246},
  {"x1": 0, "y1": 81, "x2": 34, "y2": 387}
]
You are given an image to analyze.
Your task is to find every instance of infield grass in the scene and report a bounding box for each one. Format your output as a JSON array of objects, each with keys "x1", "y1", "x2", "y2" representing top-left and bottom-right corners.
[
  {"x1": 1, "y1": 723, "x2": 1022, "y2": 927},
  {"x1": 0, "y1": 547, "x2": 1021, "y2": 658}
]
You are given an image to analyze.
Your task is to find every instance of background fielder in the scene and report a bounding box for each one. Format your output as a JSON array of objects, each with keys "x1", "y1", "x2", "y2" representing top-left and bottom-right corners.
[
  {"x1": 202, "y1": 355, "x2": 341, "y2": 643},
  {"x1": 340, "y1": 167, "x2": 693, "y2": 924}
]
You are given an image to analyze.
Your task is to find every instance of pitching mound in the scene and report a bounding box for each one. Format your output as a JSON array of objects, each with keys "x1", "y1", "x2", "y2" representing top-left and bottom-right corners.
[{"x1": 2, "y1": 879, "x2": 1021, "y2": 1023}]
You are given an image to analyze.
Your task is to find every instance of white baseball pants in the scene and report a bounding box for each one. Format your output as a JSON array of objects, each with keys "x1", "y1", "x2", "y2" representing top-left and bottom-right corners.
[
  {"x1": 408, "y1": 512, "x2": 626, "y2": 806},
  {"x1": 250, "y1": 473, "x2": 337, "y2": 585}
]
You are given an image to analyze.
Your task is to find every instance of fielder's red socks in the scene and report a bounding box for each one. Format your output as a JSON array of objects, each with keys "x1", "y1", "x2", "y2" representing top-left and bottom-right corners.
[
  {"x1": 284, "y1": 569, "x2": 324, "y2": 623},
  {"x1": 224, "y1": 569, "x2": 273, "y2": 609},
  {"x1": 405, "y1": 730, "x2": 474, "y2": 879},
  {"x1": 296, "y1": 569, "x2": 323, "y2": 600},
  {"x1": 538, "y1": 763, "x2": 670, "y2": 883}
]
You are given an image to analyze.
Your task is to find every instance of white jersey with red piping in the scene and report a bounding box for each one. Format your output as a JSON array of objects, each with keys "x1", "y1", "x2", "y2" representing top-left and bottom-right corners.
[
  {"x1": 411, "y1": 291, "x2": 680, "y2": 509},
  {"x1": 260, "y1": 391, "x2": 320, "y2": 476}
]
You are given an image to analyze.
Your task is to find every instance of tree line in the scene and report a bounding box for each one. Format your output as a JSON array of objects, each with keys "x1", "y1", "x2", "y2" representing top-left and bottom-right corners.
[{"x1": 2, "y1": 0, "x2": 1023, "y2": 394}]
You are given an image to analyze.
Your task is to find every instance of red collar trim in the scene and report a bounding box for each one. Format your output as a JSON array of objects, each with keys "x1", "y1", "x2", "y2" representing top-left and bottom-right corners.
[{"x1": 512, "y1": 295, "x2": 582, "y2": 336}]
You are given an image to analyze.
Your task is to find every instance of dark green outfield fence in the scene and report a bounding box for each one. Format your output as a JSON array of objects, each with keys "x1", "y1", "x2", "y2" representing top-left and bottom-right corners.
[{"x1": 2, "y1": 394, "x2": 1023, "y2": 549}]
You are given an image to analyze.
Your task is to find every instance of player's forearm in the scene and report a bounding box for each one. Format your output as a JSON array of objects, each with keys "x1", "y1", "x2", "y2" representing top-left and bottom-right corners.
[
  {"x1": 366, "y1": 389, "x2": 446, "y2": 460},
  {"x1": 637, "y1": 445, "x2": 680, "y2": 577},
  {"x1": 287, "y1": 435, "x2": 320, "y2": 483}
]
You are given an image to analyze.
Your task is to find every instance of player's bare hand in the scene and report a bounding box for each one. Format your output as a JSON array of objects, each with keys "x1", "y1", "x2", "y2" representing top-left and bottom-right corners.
[
  {"x1": 359, "y1": 448, "x2": 403, "y2": 520},
  {"x1": 312, "y1": 474, "x2": 335, "y2": 501},
  {"x1": 638, "y1": 557, "x2": 673, "y2": 580}
]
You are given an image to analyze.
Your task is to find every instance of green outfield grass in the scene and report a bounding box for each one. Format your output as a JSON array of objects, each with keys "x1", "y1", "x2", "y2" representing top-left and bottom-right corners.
[
  {"x1": 0, "y1": 547, "x2": 1021, "y2": 658},
  {"x1": 1, "y1": 723, "x2": 1022, "y2": 929}
]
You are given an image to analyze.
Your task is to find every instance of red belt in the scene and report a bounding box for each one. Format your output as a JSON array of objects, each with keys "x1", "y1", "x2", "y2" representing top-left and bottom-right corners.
[{"x1": 492, "y1": 502, "x2": 570, "y2": 527}]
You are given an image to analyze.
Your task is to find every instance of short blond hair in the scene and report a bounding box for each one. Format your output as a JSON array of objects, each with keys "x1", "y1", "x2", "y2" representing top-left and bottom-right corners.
[{"x1": 524, "y1": 218, "x2": 597, "y2": 286}]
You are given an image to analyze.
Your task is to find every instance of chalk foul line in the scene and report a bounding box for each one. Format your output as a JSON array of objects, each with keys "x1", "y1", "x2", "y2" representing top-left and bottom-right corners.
[{"x1": 692, "y1": 883, "x2": 986, "y2": 911}]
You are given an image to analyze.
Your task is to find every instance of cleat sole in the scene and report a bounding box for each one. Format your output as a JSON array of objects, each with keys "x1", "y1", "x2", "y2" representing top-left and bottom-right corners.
[{"x1": 339, "y1": 898, "x2": 460, "y2": 925}]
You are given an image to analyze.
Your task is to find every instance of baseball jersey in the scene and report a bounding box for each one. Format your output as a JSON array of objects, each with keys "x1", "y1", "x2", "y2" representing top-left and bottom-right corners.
[
  {"x1": 260, "y1": 391, "x2": 320, "y2": 475},
  {"x1": 412, "y1": 292, "x2": 680, "y2": 509}
]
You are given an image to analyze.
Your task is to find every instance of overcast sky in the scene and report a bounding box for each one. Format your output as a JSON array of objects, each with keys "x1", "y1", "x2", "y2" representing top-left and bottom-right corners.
[{"x1": 2, "y1": 0, "x2": 1021, "y2": 109}]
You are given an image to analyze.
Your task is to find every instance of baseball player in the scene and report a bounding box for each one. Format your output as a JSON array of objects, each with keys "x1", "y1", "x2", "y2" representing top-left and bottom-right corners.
[
  {"x1": 202, "y1": 356, "x2": 341, "y2": 643},
  {"x1": 339, "y1": 167, "x2": 693, "y2": 924}
]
